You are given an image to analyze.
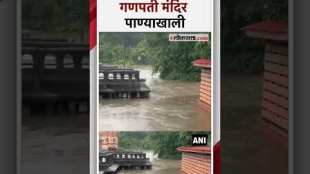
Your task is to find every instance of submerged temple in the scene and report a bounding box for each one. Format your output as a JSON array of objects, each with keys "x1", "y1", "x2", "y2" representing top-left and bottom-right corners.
[
  {"x1": 99, "y1": 64, "x2": 151, "y2": 99},
  {"x1": 99, "y1": 132, "x2": 152, "y2": 173}
]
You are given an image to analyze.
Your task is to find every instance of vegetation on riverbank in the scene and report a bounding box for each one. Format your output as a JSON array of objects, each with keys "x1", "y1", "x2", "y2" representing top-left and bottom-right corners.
[
  {"x1": 118, "y1": 132, "x2": 211, "y2": 160},
  {"x1": 221, "y1": 0, "x2": 288, "y2": 73},
  {"x1": 100, "y1": 33, "x2": 211, "y2": 81},
  {"x1": 23, "y1": 0, "x2": 88, "y2": 32}
]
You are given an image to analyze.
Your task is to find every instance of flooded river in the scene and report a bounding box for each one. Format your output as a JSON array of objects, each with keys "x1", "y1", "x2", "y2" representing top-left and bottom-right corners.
[
  {"x1": 119, "y1": 150, "x2": 180, "y2": 174},
  {"x1": 99, "y1": 65, "x2": 210, "y2": 131}
]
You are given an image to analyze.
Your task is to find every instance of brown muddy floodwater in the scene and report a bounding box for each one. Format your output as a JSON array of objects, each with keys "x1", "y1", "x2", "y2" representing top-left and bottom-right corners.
[
  {"x1": 99, "y1": 65, "x2": 210, "y2": 131},
  {"x1": 119, "y1": 150, "x2": 180, "y2": 174}
]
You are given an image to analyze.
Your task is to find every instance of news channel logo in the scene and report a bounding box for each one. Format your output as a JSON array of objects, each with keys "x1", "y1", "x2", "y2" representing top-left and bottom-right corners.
[
  {"x1": 169, "y1": 33, "x2": 209, "y2": 42},
  {"x1": 191, "y1": 134, "x2": 209, "y2": 146}
]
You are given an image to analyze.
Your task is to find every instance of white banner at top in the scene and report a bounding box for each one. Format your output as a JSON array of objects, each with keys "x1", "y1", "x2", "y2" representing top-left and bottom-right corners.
[{"x1": 98, "y1": 0, "x2": 213, "y2": 32}]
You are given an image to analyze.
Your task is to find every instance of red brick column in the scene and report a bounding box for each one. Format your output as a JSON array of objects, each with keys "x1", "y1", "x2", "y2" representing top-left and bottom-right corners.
[
  {"x1": 192, "y1": 58, "x2": 211, "y2": 112},
  {"x1": 177, "y1": 146, "x2": 211, "y2": 174},
  {"x1": 200, "y1": 68, "x2": 211, "y2": 111},
  {"x1": 261, "y1": 41, "x2": 288, "y2": 142},
  {"x1": 242, "y1": 21, "x2": 288, "y2": 144}
]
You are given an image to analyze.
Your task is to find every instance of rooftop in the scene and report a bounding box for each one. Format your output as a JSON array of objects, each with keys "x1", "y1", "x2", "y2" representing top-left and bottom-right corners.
[
  {"x1": 242, "y1": 20, "x2": 288, "y2": 41},
  {"x1": 192, "y1": 58, "x2": 211, "y2": 68},
  {"x1": 177, "y1": 146, "x2": 211, "y2": 154}
]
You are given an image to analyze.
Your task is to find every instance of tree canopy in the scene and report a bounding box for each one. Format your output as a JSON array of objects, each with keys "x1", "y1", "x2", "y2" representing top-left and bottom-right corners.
[
  {"x1": 222, "y1": 0, "x2": 288, "y2": 73},
  {"x1": 22, "y1": 0, "x2": 88, "y2": 42},
  {"x1": 118, "y1": 132, "x2": 211, "y2": 160},
  {"x1": 100, "y1": 33, "x2": 211, "y2": 81}
]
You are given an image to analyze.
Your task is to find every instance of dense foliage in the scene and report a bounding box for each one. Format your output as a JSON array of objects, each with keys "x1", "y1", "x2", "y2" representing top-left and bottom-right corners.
[
  {"x1": 100, "y1": 33, "x2": 211, "y2": 81},
  {"x1": 22, "y1": 0, "x2": 88, "y2": 41},
  {"x1": 143, "y1": 33, "x2": 211, "y2": 81},
  {"x1": 222, "y1": 0, "x2": 288, "y2": 73},
  {"x1": 99, "y1": 33, "x2": 146, "y2": 65},
  {"x1": 118, "y1": 132, "x2": 211, "y2": 160}
]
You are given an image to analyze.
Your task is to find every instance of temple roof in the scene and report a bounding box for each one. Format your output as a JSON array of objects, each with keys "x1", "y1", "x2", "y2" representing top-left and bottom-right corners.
[
  {"x1": 242, "y1": 20, "x2": 288, "y2": 42},
  {"x1": 177, "y1": 146, "x2": 211, "y2": 154},
  {"x1": 192, "y1": 58, "x2": 211, "y2": 69}
]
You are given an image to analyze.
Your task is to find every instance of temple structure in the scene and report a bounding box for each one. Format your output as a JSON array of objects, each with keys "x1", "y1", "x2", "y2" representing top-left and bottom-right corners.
[
  {"x1": 99, "y1": 132, "x2": 152, "y2": 173},
  {"x1": 99, "y1": 131, "x2": 118, "y2": 151},
  {"x1": 99, "y1": 64, "x2": 151, "y2": 99}
]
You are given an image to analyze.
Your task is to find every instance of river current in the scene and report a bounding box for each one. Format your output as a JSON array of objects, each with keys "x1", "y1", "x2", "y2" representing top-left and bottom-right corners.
[{"x1": 99, "y1": 65, "x2": 211, "y2": 131}]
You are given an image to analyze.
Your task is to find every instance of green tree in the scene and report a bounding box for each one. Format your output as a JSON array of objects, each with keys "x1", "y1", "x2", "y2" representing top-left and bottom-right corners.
[
  {"x1": 118, "y1": 132, "x2": 211, "y2": 160},
  {"x1": 221, "y1": 0, "x2": 288, "y2": 73},
  {"x1": 143, "y1": 33, "x2": 211, "y2": 81},
  {"x1": 22, "y1": 0, "x2": 88, "y2": 42},
  {"x1": 99, "y1": 32, "x2": 211, "y2": 81}
]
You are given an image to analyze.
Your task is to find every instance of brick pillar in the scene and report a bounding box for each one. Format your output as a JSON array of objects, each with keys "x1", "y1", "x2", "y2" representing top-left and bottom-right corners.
[
  {"x1": 200, "y1": 68, "x2": 211, "y2": 111},
  {"x1": 261, "y1": 41, "x2": 288, "y2": 142}
]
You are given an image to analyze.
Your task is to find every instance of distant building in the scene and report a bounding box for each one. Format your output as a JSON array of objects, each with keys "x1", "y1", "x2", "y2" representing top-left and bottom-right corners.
[
  {"x1": 192, "y1": 58, "x2": 211, "y2": 111},
  {"x1": 99, "y1": 131, "x2": 118, "y2": 151},
  {"x1": 177, "y1": 146, "x2": 211, "y2": 174}
]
